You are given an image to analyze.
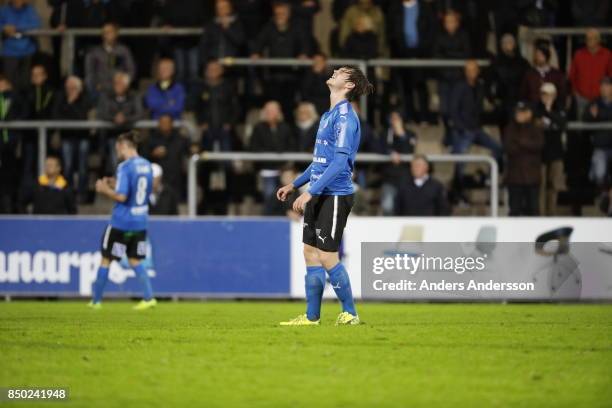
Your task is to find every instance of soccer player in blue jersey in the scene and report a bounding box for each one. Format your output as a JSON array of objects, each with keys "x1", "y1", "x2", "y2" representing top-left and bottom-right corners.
[
  {"x1": 277, "y1": 66, "x2": 373, "y2": 325},
  {"x1": 88, "y1": 131, "x2": 156, "y2": 310}
]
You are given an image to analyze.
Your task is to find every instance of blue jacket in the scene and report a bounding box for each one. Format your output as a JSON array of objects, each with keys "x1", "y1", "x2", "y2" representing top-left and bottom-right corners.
[
  {"x1": 145, "y1": 81, "x2": 185, "y2": 120},
  {"x1": 0, "y1": 4, "x2": 41, "y2": 57}
]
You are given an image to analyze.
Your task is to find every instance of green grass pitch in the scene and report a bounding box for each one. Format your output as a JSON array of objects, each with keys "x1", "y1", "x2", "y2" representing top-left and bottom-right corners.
[{"x1": 1, "y1": 301, "x2": 611, "y2": 407}]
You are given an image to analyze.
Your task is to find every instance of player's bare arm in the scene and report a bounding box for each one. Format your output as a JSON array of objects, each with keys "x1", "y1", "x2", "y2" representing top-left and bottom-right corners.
[{"x1": 95, "y1": 178, "x2": 127, "y2": 203}]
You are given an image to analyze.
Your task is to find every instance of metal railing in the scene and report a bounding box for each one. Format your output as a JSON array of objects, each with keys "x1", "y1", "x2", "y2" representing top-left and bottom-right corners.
[
  {"x1": 0, "y1": 120, "x2": 198, "y2": 173},
  {"x1": 187, "y1": 152, "x2": 500, "y2": 218}
]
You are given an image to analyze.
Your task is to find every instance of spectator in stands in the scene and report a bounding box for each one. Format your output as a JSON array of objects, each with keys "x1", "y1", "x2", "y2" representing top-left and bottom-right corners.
[
  {"x1": 341, "y1": 15, "x2": 379, "y2": 60},
  {"x1": 450, "y1": 60, "x2": 503, "y2": 196},
  {"x1": 252, "y1": 2, "x2": 309, "y2": 122},
  {"x1": 586, "y1": 77, "x2": 612, "y2": 189},
  {"x1": 487, "y1": 33, "x2": 530, "y2": 131},
  {"x1": 149, "y1": 162, "x2": 179, "y2": 216},
  {"x1": 0, "y1": 74, "x2": 26, "y2": 213},
  {"x1": 388, "y1": 0, "x2": 436, "y2": 124},
  {"x1": 504, "y1": 101, "x2": 545, "y2": 216},
  {"x1": 147, "y1": 115, "x2": 189, "y2": 192},
  {"x1": 63, "y1": 0, "x2": 117, "y2": 75},
  {"x1": 22, "y1": 155, "x2": 76, "y2": 215},
  {"x1": 145, "y1": 58, "x2": 185, "y2": 120},
  {"x1": 396, "y1": 154, "x2": 450, "y2": 216},
  {"x1": 192, "y1": 60, "x2": 240, "y2": 152},
  {"x1": 249, "y1": 101, "x2": 296, "y2": 214},
  {"x1": 52, "y1": 75, "x2": 92, "y2": 201},
  {"x1": 300, "y1": 53, "x2": 331, "y2": 117},
  {"x1": 294, "y1": 102, "x2": 319, "y2": 152},
  {"x1": 569, "y1": 29, "x2": 612, "y2": 119},
  {"x1": 97, "y1": 71, "x2": 143, "y2": 172},
  {"x1": 520, "y1": 39, "x2": 567, "y2": 107},
  {"x1": 380, "y1": 110, "x2": 416, "y2": 215},
  {"x1": 433, "y1": 10, "x2": 472, "y2": 140},
  {"x1": 534, "y1": 82, "x2": 567, "y2": 216},
  {"x1": 84, "y1": 22, "x2": 136, "y2": 98},
  {"x1": 22, "y1": 64, "x2": 56, "y2": 183},
  {"x1": 339, "y1": 0, "x2": 386, "y2": 56},
  {"x1": 0, "y1": 0, "x2": 41, "y2": 88},
  {"x1": 199, "y1": 0, "x2": 246, "y2": 63},
  {"x1": 156, "y1": 0, "x2": 209, "y2": 83}
]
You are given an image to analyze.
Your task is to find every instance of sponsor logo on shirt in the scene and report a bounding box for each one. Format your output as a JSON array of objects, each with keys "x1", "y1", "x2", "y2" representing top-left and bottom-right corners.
[{"x1": 313, "y1": 157, "x2": 327, "y2": 164}]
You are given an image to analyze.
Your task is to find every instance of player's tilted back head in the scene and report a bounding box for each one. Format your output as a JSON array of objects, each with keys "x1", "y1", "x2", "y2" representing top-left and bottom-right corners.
[
  {"x1": 115, "y1": 130, "x2": 140, "y2": 160},
  {"x1": 326, "y1": 66, "x2": 374, "y2": 101}
]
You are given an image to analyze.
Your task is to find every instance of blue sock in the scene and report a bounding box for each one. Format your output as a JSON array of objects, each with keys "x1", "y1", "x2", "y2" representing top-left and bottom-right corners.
[
  {"x1": 92, "y1": 266, "x2": 109, "y2": 304},
  {"x1": 133, "y1": 263, "x2": 153, "y2": 301},
  {"x1": 305, "y1": 266, "x2": 326, "y2": 321},
  {"x1": 327, "y1": 263, "x2": 357, "y2": 316}
]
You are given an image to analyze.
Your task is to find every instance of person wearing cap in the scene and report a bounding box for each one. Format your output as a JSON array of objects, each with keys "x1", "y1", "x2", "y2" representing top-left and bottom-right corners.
[
  {"x1": 534, "y1": 82, "x2": 567, "y2": 215},
  {"x1": 520, "y1": 38, "x2": 567, "y2": 107},
  {"x1": 585, "y1": 77, "x2": 612, "y2": 189},
  {"x1": 503, "y1": 101, "x2": 545, "y2": 216},
  {"x1": 149, "y1": 163, "x2": 179, "y2": 216},
  {"x1": 569, "y1": 28, "x2": 612, "y2": 119}
]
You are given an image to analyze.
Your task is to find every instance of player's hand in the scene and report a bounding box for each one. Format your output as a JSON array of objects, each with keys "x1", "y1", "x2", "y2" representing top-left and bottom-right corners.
[
  {"x1": 95, "y1": 179, "x2": 110, "y2": 194},
  {"x1": 277, "y1": 184, "x2": 295, "y2": 201},
  {"x1": 293, "y1": 191, "x2": 312, "y2": 213}
]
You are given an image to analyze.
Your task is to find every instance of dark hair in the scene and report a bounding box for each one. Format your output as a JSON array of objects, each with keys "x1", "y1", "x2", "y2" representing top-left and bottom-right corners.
[
  {"x1": 534, "y1": 38, "x2": 551, "y2": 61},
  {"x1": 116, "y1": 130, "x2": 139, "y2": 148},
  {"x1": 344, "y1": 66, "x2": 374, "y2": 102}
]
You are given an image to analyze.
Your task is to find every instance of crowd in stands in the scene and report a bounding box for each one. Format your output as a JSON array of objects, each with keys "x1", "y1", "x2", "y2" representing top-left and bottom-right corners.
[{"x1": 0, "y1": 0, "x2": 611, "y2": 217}]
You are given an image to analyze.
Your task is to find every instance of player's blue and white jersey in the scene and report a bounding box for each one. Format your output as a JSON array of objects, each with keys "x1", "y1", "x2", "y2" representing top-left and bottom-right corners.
[
  {"x1": 309, "y1": 99, "x2": 360, "y2": 195},
  {"x1": 110, "y1": 156, "x2": 153, "y2": 231}
]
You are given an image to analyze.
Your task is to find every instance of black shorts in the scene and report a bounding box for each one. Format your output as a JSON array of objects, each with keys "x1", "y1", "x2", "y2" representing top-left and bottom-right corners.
[
  {"x1": 303, "y1": 194, "x2": 354, "y2": 252},
  {"x1": 100, "y1": 226, "x2": 147, "y2": 261}
]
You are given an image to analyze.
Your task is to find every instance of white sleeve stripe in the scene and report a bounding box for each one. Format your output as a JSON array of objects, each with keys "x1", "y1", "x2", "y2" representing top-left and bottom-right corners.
[{"x1": 337, "y1": 117, "x2": 347, "y2": 148}]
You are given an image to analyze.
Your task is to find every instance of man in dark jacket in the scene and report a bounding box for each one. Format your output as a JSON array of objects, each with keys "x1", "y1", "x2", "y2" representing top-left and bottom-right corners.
[
  {"x1": 96, "y1": 71, "x2": 143, "y2": 172},
  {"x1": 191, "y1": 60, "x2": 240, "y2": 152},
  {"x1": 433, "y1": 10, "x2": 472, "y2": 136},
  {"x1": 504, "y1": 101, "x2": 545, "y2": 216},
  {"x1": 534, "y1": 82, "x2": 566, "y2": 215},
  {"x1": 251, "y1": 2, "x2": 309, "y2": 121},
  {"x1": 396, "y1": 154, "x2": 450, "y2": 216},
  {"x1": 84, "y1": 22, "x2": 136, "y2": 98},
  {"x1": 586, "y1": 77, "x2": 612, "y2": 189},
  {"x1": 199, "y1": 0, "x2": 246, "y2": 63},
  {"x1": 0, "y1": 74, "x2": 26, "y2": 213},
  {"x1": 486, "y1": 33, "x2": 530, "y2": 132},
  {"x1": 250, "y1": 100, "x2": 296, "y2": 214},
  {"x1": 52, "y1": 75, "x2": 92, "y2": 200},
  {"x1": 450, "y1": 60, "x2": 503, "y2": 196},
  {"x1": 387, "y1": 0, "x2": 436, "y2": 123},
  {"x1": 23, "y1": 155, "x2": 76, "y2": 214},
  {"x1": 22, "y1": 64, "x2": 56, "y2": 183},
  {"x1": 147, "y1": 115, "x2": 189, "y2": 194}
]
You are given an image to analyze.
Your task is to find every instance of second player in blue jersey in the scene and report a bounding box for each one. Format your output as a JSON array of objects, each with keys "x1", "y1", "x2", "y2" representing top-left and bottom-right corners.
[{"x1": 89, "y1": 131, "x2": 157, "y2": 311}]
